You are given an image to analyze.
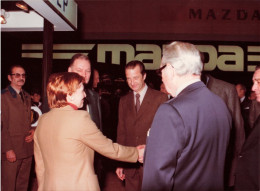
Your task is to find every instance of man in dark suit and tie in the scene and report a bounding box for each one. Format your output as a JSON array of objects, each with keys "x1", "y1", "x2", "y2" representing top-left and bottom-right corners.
[
  {"x1": 68, "y1": 53, "x2": 102, "y2": 131},
  {"x1": 116, "y1": 60, "x2": 168, "y2": 191},
  {"x1": 235, "y1": 64, "x2": 260, "y2": 191},
  {"x1": 142, "y1": 41, "x2": 232, "y2": 191},
  {"x1": 236, "y1": 83, "x2": 251, "y2": 138},
  {"x1": 68, "y1": 53, "x2": 103, "y2": 186}
]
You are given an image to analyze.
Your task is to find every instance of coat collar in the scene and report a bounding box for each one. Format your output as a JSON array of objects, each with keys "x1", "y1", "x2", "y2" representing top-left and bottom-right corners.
[
  {"x1": 177, "y1": 81, "x2": 206, "y2": 98},
  {"x1": 8, "y1": 85, "x2": 19, "y2": 98}
]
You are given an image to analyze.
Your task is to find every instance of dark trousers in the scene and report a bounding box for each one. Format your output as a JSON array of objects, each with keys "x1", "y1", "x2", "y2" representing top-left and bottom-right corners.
[
  {"x1": 125, "y1": 166, "x2": 143, "y2": 191},
  {"x1": 1, "y1": 157, "x2": 32, "y2": 191}
]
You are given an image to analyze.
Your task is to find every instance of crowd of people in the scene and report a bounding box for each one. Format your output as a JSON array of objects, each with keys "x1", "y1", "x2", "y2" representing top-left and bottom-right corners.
[{"x1": 1, "y1": 41, "x2": 259, "y2": 191}]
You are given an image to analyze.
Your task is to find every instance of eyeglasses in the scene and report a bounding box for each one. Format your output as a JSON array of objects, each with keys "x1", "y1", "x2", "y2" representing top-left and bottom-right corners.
[
  {"x1": 10, "y1": 73, "x2": 26, "y2": 78},
  {"x1": 156, "y1": 65, "x2": 167, "y2": 76}
]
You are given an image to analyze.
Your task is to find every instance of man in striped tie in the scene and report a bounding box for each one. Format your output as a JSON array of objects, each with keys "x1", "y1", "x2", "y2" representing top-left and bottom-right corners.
[{"x1": 116, "y1": 60, "x2": 168, "y2": 191}]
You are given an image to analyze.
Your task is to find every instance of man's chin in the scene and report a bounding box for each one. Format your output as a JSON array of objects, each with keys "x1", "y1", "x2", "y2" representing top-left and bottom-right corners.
[{"x1": 256, "y1": 96, "x2": 260, "y2": 103}]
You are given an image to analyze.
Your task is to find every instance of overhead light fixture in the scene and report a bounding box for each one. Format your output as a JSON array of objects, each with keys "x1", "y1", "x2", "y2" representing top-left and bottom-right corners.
[
  {"x1": 1, "y1": 9, "x2": 7, "y2": 24},
  {"x1": 16, "y1": 1, "x2": 29, "y2": 13}
]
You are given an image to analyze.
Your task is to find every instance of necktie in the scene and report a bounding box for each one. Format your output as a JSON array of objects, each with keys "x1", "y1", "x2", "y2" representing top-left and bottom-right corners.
[
  {"x1": 19, "y1": 92, "x2": 24, "y2": 102},
  {"x1": 136, "y1": 93, "x2": 140, "y2": 112}
]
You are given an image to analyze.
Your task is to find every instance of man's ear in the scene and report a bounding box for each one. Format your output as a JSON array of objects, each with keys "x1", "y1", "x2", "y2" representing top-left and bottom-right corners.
[
  {"x1": 143, "y1": 73, "x2": 147, "y2": 81},
  {"x1": 7, "y1": 75, "x2": 11, "y2": 82},
  {"x1": 68, "y1": 67, "x2": 72, "y2": 72}
]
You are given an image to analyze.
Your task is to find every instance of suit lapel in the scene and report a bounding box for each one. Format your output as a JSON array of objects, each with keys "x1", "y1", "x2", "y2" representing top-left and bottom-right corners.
[
  {"x1": 136, "y1": 88, "x2": 152, "y2": 116},
  {"x1": 86, "y1": 89, "x2": 94, "y2": 117}
]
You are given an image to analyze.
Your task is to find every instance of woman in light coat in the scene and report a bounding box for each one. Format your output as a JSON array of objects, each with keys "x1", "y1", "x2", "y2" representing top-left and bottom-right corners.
[{"x1": 34, "y1": 72, "x2": 143, "y2": 191}]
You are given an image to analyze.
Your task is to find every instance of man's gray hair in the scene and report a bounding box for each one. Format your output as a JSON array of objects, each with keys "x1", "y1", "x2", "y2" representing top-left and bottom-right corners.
[{"x1": 161, "y1": 41, "x2": 203, "y2": 76}]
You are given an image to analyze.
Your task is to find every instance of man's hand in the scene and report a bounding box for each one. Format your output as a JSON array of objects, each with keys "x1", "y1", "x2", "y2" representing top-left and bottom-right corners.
[
  {"x1": 25, "y1": 129, "x2": 35, "y2": 143},
  {"x1": 6, "y1": 150, "x2": 16, "y2": 163},
  {"x1": 116, "y1": 167, "x2": 125, "y2": 181},
  {"x1": 136, "y1": 144, "x2": 146, "y2": 163}
]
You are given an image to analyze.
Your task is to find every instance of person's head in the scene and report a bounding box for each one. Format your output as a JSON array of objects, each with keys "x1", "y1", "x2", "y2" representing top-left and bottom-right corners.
[
  {"x1": 125, "y1": 60, "x2": 146, "y2": 93},
  {"x1": 236, "y1": 83, "x2": 246, "y2": 99},
  {"x1": 92, "y1": 69, "x2": 100, "y2": 89},
  {"x1": 252, "y1": 64, "x2": 260, "y2": 102},
  {"x1": 159, "y1": 41, "x2": 202, "y2": 96},
  {"x1": 68, "y1": 53, "x2": 91, "y2": 84},
  {"x1": 8, "y1": 65, "x2": 26, "y2": 90},
  {"x1": 47, "y1": 72, "x2": 86, "y2": 109},
  {"x1": 31, "y1": 89, "x2": 41, "y2": 103}
]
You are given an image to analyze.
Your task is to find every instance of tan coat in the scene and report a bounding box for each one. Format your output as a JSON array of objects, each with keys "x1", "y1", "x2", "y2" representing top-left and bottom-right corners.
[{"x1": 34, "y1": 105, "x2": 138, "y2": 191}]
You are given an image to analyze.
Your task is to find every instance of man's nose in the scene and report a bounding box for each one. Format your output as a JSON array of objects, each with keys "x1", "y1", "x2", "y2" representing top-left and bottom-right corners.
[{"x1": 252, "y1": 83, "x2": 257, "y2": 91}]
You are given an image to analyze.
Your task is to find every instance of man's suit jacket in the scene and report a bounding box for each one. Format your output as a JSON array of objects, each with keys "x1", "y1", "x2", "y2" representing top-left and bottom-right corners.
[
  {"x1": 205, "y1": 75, "x2": 245, "y2": 186},
  {"x1": 206, "y1": 75, "x2": 245, "y2": 154},
  {"x1": 85, "y1": 88, "x2": 102, "y2": 131},
  {"x1": 142, "y1": 81, "x2": 232, "y2": 191},
  {"x1": 240, "y1": 97, "x2": 252, "y2": 137},
  {"x1": 235, "y1": 116, "x2": 260, "y2": 190},
  {"x1": 34, "y1": 105, "x2": 138, "y2": 191},
  {"x1": 117, "y1": 87, "x2": 168, "y2": 175},
  {"x1": 248, "y1": 100, "x2": 260, "y2": 129},
  {"x1": 1, "y1": 85, "x2": 33, "y2": 160}
]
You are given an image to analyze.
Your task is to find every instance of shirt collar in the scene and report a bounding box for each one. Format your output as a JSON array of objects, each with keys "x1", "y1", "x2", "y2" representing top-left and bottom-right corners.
[
  {"x1": 240, "y1": 96, "x2": 245, "y2": 103},
  {"x1": 134, "y1": 84, "x2": 148, "y2": 104}
]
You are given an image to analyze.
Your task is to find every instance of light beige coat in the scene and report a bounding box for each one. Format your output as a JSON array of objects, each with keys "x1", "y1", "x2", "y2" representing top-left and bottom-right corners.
[{"x1": 34, "y1": 105, "x2": 138, "y2": 191}]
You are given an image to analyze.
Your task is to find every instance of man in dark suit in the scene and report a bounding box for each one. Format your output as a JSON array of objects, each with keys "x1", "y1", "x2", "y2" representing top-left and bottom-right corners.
[
  {"x1": 68, "y1": 53, "x2": 102, "y2": 131},
  {"x1": 235, "y1": 64, "x2": 260, "y2": 191},
  {"x1": 68, "y1": 53, "x2": 103, "y2": 186},
  {"x1": 1, "y1": 65, "x2": 35, "y2": 191},
  {"x1": 142, "y1": 41, "x2": 232, "y2": 191},
  {"x1": 249, "y1": 99, "x2": 260, "y2": 129},
  {"x1": 116, "y1": 60, "x2": 168, "y2": 191},
  {"x1": 236, "y1": 83, "x2": 251, "y2": 138},
  {"x1": 200, "y1": 52, "x2": 245, "y2": 188}
]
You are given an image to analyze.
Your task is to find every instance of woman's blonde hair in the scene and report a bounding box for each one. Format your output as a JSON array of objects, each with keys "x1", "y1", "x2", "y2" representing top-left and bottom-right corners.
[{"x1": 47, "y1": 72, "x2": 84, "y2": 108}]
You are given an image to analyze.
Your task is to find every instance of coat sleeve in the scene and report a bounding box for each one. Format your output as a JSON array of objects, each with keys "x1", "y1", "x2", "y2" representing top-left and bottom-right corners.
[
  {"x1": 79, "y1": 112, "x2": 138, "y2": 163},
  {"x1": 142, "y1": 103, "x2": 186, "y2": 191},
  {"x1": 1, "y1": 95, "x2": 13, "y2": 153},
  {"x1": 34, "y1": 132, "x2": 45, "y2": 191}
]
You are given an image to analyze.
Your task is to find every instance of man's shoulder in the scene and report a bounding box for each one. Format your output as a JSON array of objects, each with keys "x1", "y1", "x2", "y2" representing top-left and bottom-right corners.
[
  {"x1": 1, "y1": 86, "x2": 13, "y2": 98},
  {"x1": 148, "y1": 87, "x2": 164, "y2": 95},
  {"x1": 120, "y1": 91, "x2": 132, "y2": 100},
  {"x1": 207, "y1": 75, "x2": 237, "y2": 98},
  {"x1": 1, "y1": 88, "x2": 8, "y2": 95},
  {"x1": 147, "y1": 88, "x2": 168, "y2": 100},
  {"x1": 209, "y1": 75, "x2": 234, "y2": 88}
]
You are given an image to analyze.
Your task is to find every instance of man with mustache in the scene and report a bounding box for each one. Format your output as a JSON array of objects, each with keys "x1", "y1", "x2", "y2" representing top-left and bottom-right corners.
[{"x1": 1, "y1": 65, "x2": 35, "y2": 191}]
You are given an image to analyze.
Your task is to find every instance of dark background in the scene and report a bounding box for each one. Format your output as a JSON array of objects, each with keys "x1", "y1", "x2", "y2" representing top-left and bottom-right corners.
[{"x1": 1, "y1": 31, "x2": 257, "y2": 95}]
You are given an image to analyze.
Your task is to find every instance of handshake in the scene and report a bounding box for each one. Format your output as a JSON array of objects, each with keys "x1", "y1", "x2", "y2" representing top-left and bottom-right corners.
[{"x1": 136, "y1": 144, "x2": 145, "y2": 163}]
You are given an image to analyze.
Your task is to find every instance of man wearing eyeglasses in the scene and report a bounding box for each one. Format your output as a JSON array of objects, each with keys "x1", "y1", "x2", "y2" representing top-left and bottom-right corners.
[
  {"x1": 1, "y1": 65, "x2": 34, "y2": 191},
  {"x1": 142, "y1": 41, "x2": 231, "y2": 191}
]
